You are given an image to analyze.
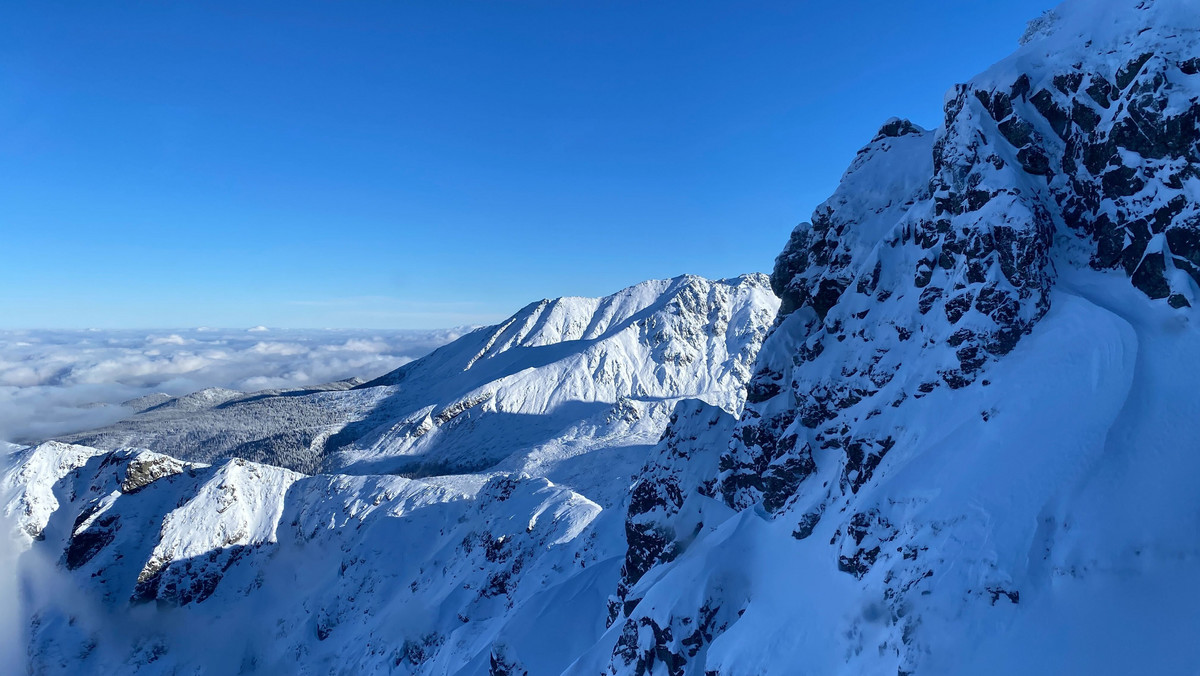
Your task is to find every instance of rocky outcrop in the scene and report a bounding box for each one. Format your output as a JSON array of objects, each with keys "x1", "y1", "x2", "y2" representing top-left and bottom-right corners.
[
  {"x1": 1044, "y1": 52, "x2": 1200, "y2": 304},
  {"x1": 605, "y1": 1, "x2": 1200, "y2": 673},
  {"x1": 613, "y1": 401, "x2": 735, "y2": 621},
  {"x1": 721, "y1": 0, "x2": 1199, "y2": 515},
  {"x1": 117, "y1": 451, "x2": 192, "y2": 494},
  {"x1": 722, "y1": 55, "x2": 1069, "y2": 514}
]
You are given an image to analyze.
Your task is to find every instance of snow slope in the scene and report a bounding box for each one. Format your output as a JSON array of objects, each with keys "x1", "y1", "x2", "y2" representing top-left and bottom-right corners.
[
  {"x1": 1, "y1": 274, "x2": 777, "y2": 675},
  {"x1": 60, "y1": 275, "x2": 777, "y2": 504},
  {"x1": 597, "y1": 1, "x2": 1200, "y2": 673},
  {"x1": 2, "y1": 441, "x2": 617, "y2": 674},
  {"x1": 5, "y1": 0, "x2": 1200, "y2": 674}
]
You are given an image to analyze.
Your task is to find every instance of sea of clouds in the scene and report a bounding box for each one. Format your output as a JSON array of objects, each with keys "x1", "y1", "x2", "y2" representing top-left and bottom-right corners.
[
  {"x1": 0, "y1": 326, "x2": 463, "y2": 665},
  {"x1": 0, "y1": 327, "x2": 467, "y2": 444}
]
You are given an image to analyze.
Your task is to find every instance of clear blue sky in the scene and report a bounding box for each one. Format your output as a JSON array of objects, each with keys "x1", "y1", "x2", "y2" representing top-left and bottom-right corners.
[{"x1": 1, "y1": 1, "x2": 1054, "y2": 329}]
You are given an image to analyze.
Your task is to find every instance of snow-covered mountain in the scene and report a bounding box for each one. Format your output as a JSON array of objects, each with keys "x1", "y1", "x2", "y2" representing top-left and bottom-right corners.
[
  {"x1": 4, "y1": 0, "x2": 1200, "y2": 673},
  {"x1": 1, "y1": 274, "x2": 778, "y2": 674},
  {"x1": 3, "y1": 441, "x2": 611, "y2": 674},
  {"x1": 596, "y1": 1, "x2": 1200, "y2": 673},
  {"x1": 59, "y1": 274, "x2": 777, "y2": 503}
]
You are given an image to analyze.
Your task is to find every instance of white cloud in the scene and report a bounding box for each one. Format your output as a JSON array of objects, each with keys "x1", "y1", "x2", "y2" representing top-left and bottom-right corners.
[
  {"x1": 146, "y1": 334, "x2": 190, "y2": 346},
  {"x1": 0, "y1": 328, "x2": 468, "y2": 444}
]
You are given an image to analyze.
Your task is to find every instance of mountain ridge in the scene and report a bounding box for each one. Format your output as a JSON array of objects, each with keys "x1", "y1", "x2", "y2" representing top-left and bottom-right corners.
[
  {"x1": 5, "y1": 0, "x2": 1200, "y2": 673},
  {"x1": 600, "y1": 1, "x2": 1200, "y2": 673},
  {"x1": 56, "y1": 273, "x2": 777, "y2": 494}
]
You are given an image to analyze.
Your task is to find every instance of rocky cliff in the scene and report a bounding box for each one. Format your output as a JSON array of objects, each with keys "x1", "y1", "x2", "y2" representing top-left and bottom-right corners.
[{"x1": 603, "y1": 1, "x2": 1200, "y2": 673}]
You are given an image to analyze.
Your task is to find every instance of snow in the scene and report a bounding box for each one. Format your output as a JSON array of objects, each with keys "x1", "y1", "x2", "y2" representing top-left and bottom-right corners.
[
  {"x1": 1, "y1": 441, "x2": 110, "y2": 543},
  {"x1": 57, "y1": 274, "x2": 778, "y2": 500},
  {"x1": 4, "y1": 0, "x2": 1200, "y2": 673},
  {"x1": 0, "y1": 274, "x2": 777, "y2": 675},
  {"x1": 591, "y1": 1, "x2": 1200, "y2": 673},
  {"x1": 0, "y1": 445, "x2": 625, "y2": 674},
  {"x1": 989, "y1": 0, "x2": 1200, "y2": 83},
  {"x1": 584, "y1": 267, "x2": 1199, "y2": 674}
]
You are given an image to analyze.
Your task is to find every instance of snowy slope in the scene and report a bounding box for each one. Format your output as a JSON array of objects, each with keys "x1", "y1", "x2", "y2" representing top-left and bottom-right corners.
[
  {"x1": 325, "y1": 274, "x2": 777, "y2": 489},
  {"x1": 2, "y1": 274, "x2": 777, "y2": 675},
  {"x1": 596, "y1": 1, "x2": 1200, "y2": 673},
  {"x1": 5, "y1": 0, "x2": 1200, "y2": 674},
  {"x1": 61, "y1": 275, "x2": 777, "y2": 502},
  {"x1": 2, "y1": 441, "x2": 617, "y2": 674}
]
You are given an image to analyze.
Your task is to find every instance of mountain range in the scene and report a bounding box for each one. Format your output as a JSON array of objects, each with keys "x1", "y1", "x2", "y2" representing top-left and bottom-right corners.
[{"x1": 4, "y1": 0, "x2": 1200, "y2": 673}]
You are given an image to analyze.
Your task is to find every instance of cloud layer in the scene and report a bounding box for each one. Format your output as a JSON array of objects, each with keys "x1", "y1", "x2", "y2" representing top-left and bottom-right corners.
[{"x1": 0, "y1": 328, "x2": 465, "y2": 443}]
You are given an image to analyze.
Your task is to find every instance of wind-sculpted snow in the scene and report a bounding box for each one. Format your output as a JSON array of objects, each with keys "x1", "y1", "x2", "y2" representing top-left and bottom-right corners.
[
  {"x1": 61, "y1": 275, "x2": 779, "y2": 496},
  {"x1": 597, "y1": 1, "x2": 1200, "y2": 673}
]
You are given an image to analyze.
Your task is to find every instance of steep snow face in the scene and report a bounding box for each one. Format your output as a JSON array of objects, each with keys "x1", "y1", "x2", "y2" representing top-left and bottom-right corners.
[
  {"x1": 61, "y1": 275, "x2": 778, "y2": 500},
  {"x1": 600, "y1": 1, "x2": 1200, "y2": 674},
  {"x1": 2, "y1": 441, "x2": 110, "y2": 542}
]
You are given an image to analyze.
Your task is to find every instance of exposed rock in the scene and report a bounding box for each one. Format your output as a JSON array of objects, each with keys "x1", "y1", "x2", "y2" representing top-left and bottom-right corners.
[{"x1": 119, "y1": 452, "x2": 189, "y2": 494}]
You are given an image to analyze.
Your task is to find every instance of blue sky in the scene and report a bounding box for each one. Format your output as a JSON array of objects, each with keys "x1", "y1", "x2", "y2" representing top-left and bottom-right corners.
[{"x1": 1, "y1": 1, "x2": 1054, "y2": 329}]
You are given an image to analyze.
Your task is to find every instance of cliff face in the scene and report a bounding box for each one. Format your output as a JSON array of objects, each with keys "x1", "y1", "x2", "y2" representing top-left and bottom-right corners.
[
  {"x1": 726, "y1": 0, "x2": 1200, "y2": 516},
  {"x1": 606, "y1": 1, "x2": 1200, "y2": 673}
]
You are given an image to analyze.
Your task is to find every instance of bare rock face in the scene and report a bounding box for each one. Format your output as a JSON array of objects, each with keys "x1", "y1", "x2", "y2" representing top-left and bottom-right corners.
[
  {"x1": 118, "y1": 451, "x2": 191, "y2": 494},
  {"x1": 613, "y1": 400, "x2": 735, "y2": 619}
]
